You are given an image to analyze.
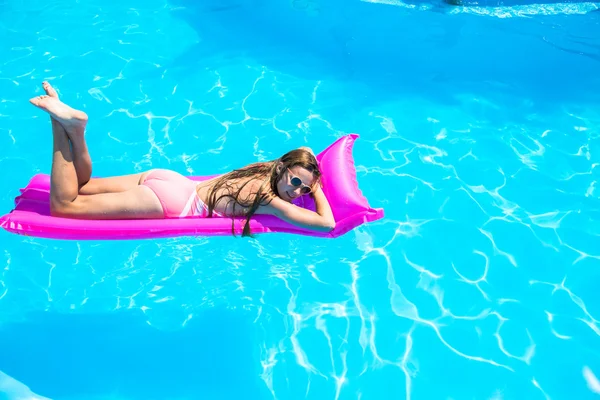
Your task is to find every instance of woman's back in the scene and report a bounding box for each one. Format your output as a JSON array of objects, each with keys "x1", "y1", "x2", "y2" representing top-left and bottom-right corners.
[
  {"x1": 197, "y1": 163, "x2": 273, "y2": 216},
  {"x1": 196, "y1": 171, "x2": 270, "y2": 217}
]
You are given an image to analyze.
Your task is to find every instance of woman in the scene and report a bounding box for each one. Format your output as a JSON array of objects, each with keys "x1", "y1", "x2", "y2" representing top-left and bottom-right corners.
[{"x1": 30, "y1": 82, "x2": 335, "y2": 237}]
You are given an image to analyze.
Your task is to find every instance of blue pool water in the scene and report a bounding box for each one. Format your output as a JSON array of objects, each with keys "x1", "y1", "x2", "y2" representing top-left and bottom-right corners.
[{"x1": 1, "y1": 0, "x2": 600, "y2": 399}]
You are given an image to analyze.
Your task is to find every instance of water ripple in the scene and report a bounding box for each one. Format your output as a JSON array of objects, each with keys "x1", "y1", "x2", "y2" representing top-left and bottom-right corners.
[{"x1": 1, "y1": 1, "x2": 600, "y2": 399}]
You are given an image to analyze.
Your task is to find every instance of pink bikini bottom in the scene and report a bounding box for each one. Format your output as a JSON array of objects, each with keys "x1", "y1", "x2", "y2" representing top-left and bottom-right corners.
[{"x1": 140, "y1": 169, "x2": 222, "y2": 218}]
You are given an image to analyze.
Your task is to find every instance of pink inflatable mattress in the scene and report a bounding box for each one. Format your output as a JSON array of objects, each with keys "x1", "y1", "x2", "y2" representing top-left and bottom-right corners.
[{"x1": 0, "y1": 134, "x2": 384, "y2": 240}]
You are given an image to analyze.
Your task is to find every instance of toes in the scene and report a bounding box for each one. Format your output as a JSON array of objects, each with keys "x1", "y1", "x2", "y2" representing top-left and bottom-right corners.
[
  {"x1": 29, "y1": 95, "x2": 48, "y2": 105},
  {"x1": 42, "y1": 81, "x2": 58, "y2": 97}
]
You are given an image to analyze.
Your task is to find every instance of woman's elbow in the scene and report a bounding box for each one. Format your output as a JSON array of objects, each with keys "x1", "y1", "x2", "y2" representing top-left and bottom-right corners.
[
  {"x1": 312, "y1": 224, "x2": 335, "y2": 233},
  {"x1": 306, "y1": 218, "x2": 335, "y2": 233},
  {"x1": 322, "y1": 219, "x2": 336, "y2": 232}
]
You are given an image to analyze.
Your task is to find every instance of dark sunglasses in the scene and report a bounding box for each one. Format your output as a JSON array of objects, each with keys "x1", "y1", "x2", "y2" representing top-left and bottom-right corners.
[{"x1": 287, "y1": 168, "x2": 312, "y2": 195}]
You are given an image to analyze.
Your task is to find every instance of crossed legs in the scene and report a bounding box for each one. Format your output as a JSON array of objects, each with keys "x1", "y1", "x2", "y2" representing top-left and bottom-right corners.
[{"x1": 30, "y1": 82, "x2": 164, "y2": 219}]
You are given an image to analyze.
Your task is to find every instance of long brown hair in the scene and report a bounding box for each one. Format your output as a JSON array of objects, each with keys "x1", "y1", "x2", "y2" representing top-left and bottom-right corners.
[{"x1": 205, "y1": 148, "x2": 321, "y2": 237}]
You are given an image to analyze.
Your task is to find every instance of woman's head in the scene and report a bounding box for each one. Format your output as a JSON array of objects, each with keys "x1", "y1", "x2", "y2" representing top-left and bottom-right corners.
[
  {"x1": 270, "y1": 148, "x2": 321, "y2": 202},
  {"x1": 205, "y1": 146, "x2": 321, "y2": 237}
]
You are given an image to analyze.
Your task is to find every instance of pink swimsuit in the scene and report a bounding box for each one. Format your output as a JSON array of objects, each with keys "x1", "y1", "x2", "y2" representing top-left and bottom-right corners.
[{"x1": 140, "y1": 169, "x2": 222, "y2": 218}]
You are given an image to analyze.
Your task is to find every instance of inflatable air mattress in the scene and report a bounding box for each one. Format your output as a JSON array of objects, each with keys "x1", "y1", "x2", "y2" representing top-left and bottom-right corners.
[{"x1": 0, "y1": 134, "x2": 383, "y2": 240}]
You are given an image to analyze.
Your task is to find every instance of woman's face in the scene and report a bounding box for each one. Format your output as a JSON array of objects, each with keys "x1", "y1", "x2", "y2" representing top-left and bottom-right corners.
[{"x1": 276, "y1": 165, "x2": 316, "y2": 202}]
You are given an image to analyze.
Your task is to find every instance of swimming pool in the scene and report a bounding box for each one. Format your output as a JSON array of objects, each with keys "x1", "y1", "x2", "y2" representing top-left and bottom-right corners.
[{"x1": 1, "y1": 0, "x2": 599, "y2": 398}]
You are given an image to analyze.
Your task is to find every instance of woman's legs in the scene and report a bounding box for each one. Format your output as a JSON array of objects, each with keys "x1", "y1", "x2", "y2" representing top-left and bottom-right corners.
[
  {"x1": 77, "y1": 174, "x2": 146, "y2": 195},
  {"x1": 41, "y1": 81, "x2": 92, "y2": 188},
  {"x1": 30, "y1": 86, "x2": 164, "y2": 219},
  {"x1": 40, "y1": 81, "x2": 146, "y2": 195}
]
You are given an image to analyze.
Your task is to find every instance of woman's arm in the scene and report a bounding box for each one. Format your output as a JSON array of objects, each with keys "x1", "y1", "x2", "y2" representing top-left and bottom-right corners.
[{"x1": 258, "y1": 185, "x2": 336, "y2": 232}]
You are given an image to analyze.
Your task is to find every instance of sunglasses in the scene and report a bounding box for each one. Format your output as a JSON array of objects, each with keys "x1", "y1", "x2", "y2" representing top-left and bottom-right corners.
[{"x1": 287, "y1": 168, "x2": 312, "y2": 195}]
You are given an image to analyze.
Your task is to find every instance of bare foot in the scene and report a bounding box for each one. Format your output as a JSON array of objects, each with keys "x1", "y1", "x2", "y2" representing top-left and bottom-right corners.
[
  {"x1": 42, "y1": 80, "x2": 59, "y2": 99},
  {"x1": 30, "y1": 83, "x2": 87, "y2": 137}
]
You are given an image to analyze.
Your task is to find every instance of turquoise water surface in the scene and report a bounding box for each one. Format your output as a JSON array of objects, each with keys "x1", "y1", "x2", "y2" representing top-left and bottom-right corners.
[{"x1": 1, "y1": 0, "x2": 600, "y2": 399}]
